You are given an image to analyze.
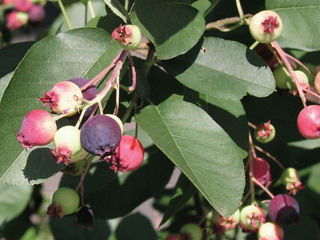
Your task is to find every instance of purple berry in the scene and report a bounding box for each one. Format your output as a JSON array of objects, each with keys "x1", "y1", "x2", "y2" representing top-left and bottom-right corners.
[
  {"x1": 29, "y1": 5, "x2": 45, "y2": 23},
  {"x1": 268, "y1": 194, "x2": 299, "y2": 225},
  {"x1": 77, "y1": 206, "x2": 94, "y2": 230},
  {"x1": 80, "y1": 115, "x2": 122, "y2": 159}
]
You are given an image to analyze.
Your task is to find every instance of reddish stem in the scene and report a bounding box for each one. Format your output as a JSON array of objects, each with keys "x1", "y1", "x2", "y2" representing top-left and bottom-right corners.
[
  {"x1": 252, "y1": 177, "x2": 275, "y2": 199},
  {"x1": 254, "y1": 145, "x2": 285, "y2": 170},
  {"x1": 128, "y1": 55, "x2": 137, "y2": 91},
  {"x1": 284, "y1": 53, "x2": 315, "y2": 75}
]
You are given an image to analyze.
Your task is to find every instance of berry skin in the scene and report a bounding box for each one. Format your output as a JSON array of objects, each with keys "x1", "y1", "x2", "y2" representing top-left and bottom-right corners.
[
  {"x1": 293, "y1": 70, "x2": 309, "y2": 88},
  {"x1": 3, "y1": 0, "x2": 15, "y2": 5},
  {"x1": 240, "y1": 204, "x2": 266, "y2": 231},
  {"x1": 47, "y1": 187, "x2": 79, "y2": 218},
  {"x1": 314, "y1": 72, "x2": 320, "y2": 94},
  {"x1": 268, "y1": 194, "x2": 299, "y2": 225},
  {"x1": 166, "y1": 235, "x2": 183, "y2": 240},
  {"x1": 273, "y1": 66, "x2": 291, "y2": 90},
  {"x1": 249, "y1": 10, "x2": 283, "y2": 43},
  {"x1": 39, "y1": 81, "x2": 83, "y2": 115},
  {"x1": 280, "y1": 168, "x2": 303, "y2": 195},
  {"x1": 17, "y1": 109, "x2": 57, "y2": 148},
  {"x1": 6, "y1": 11, "x2": 29, "y2": 30},
  {"x1": 253, "y1": 157, "x2": 272, "y2": 186},
  {"x1": 105, "y1": 114, "x2": 124, "y2": 134},
  {"x1": 111, "y1": 24, "x2": 142, "y2": 50},
  {"x1": 297, "y1": 105, "x2": 320, "y2": 139},
  {"x1": 180, "y1": 223, "x2": 202, "y2": 240},
  {"x1": 14, "y1": 0, "x2": 32, "y2": 12},
  {"x1": 29, "y1": 5, "x2": 45, "y2": 22},
  {"x1": 80, "y1": 115, "x2": 122, "y2": 159},
  {"x1": 51, "y1": 126, "x2": 88, "y2": 165},
  {"x1": 254, "y1": 122, "x2": 276, "y2": 143},
  {"x1": 107, "y1": 135, "x2": 144, "y2": 172},
  {"x1": 77, "y1": 206, "x2": 94, "y2": 230},
  {"x1": 258, "y1": 222, "x2": 284, "y2": 240}
]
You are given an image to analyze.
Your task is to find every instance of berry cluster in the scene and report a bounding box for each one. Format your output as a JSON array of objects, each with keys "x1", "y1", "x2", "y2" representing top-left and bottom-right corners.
[
  {"x1": 1, "y1": 0, "x2": 45, "y2": 30},
  {"x1": 16, "y1": 25, "x2": 144, "y2": 221}
]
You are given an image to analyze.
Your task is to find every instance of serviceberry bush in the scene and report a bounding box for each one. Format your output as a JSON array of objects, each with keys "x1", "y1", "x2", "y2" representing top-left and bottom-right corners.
[{"x1": 1, "y1": 0, "x2": 320, "y2": 239}]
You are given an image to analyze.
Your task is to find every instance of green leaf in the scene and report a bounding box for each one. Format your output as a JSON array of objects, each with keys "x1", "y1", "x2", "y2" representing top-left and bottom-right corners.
[
  {"x1": 165, "y1": 37, "x2": 275, "y2": 102},
  {"x1": 0, "y1": 183, "x2": 32, "y2": 225},
  {"x1": 115, "y1": 213, "x2": 157, "y2": 240},
  {"x1": 131, "y1": 0, "x2": 205, "y2": 59},
  {"x1": 266, "y1": 1, "x2": 320, "y2": 51},
  {"x1": 0, "y1": 28, "x2": 121, "y2": 184},
  {"x1": 50, "y1": 216, "x2": 111, "y2": 240},
  {"x1": 161, "y1": 174, "x2": 196, "y2": 225},
  {"x1": 104, "y1": 0, "x2": 129, "y2": 23},
  {"x1": 136, "y1": 95, "x2": 245, "y2": 217}
]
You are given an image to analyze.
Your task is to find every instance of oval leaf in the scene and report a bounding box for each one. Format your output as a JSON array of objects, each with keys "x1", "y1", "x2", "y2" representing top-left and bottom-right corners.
[{"x1": 135, "y1": 95, "x2": 245, "y2": 217}]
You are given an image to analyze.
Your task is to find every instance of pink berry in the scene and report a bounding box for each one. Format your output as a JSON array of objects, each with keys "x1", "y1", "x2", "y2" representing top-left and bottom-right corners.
[
  {"x1": 29, "y1": 5, "x2": 45, "y2": 22},
  {"x1": 3, "y1": 0, "x2": 15, "y2": 5},
  {"x1": 39, "y1": 81, "x2": 83, "y2": 115},
  {"x1": 258, "y1": 222, "x2": 284, "y2": 240},
  {"x1": 14, "y1": 0, "x2": 32, "y2": 12},
  {"x1": 6, "y1": 11, "x2": 28, "y2": 30},
  {"x1": 111, "y1": 24, "x2": 142, "y2": 50},
  {"x1": 107, "y1": 135, "x2": 144, "y2": 172},
  {"x1": 253, "y1": 157, "x2": 272, "y2": 186},
  {"x1": 297, "y1": 105, "x2": 320, "y2": 139},
  {"x1": 17, "y1": 109, "x2": 57, "y2": 148},
  {"x1": 268, "y1": 194, "x2": 299, "y2": 225}
]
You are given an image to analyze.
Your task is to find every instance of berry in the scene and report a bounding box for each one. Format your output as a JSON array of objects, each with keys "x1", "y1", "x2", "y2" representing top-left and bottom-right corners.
[
  {"x1": 2, "y1": 0, "x2": 15, "y2": 5},
  {"x1": 254, "y1": 122, "x2": 276, "y2": 143},
  {"x1": 268, "y1": 194, "x2": 299, "y2": 225},
  {"x1": 280, "y1": 168, "x2": 303, "y2": 195},
  {"x1": 29, "y1": 5, "x2": 45, "y2": 22},
  {"x1": 39, "y1": 81, "x2": 83, "y2": 115},
  {"x1": 111, "y1": 24, "x2": 142, "y2": 50},
  {"x1": 51, "y1": 126, "x2": 88, "y2": 165},
  {"x1": 297, "y1": 105, "x2": 320, "y2": 139},
  {"x1": 258, "y1": 222, "x2": 284, "y2": 240},
  {"x1": 180, "y1": 223, "x2": 202, "y2": 240},
  {"x1": 166, "y1": 235, "x2": 183, "y2": 240},
  {"x1": 249, "y1": 10, "x2": 283, "y2": 43},
  {"x1": 253, "y1": 157, "x2": 272, "y2": 186},
  {"x1": 240, "y1": 204, "x2": 266, "y2": 231},
  {"x1": 105, "y1": 114, "x2": 124, "y2": 134},
  {"x1": 107, "y1": 135, "x2": 144, "y2": 172},
  {"x1": 80, "y1": 115, "x2": 122, "y2": 159},
  {"x1": 77, "y1": 206, "x2": 94, "y2": 230},
  {"x1": 314, "y1": 72, "x2": 320, "y2": 93},
  {"x1": 6, "y1": 11, "x2": 29, "y2": 30},
  {"x1": 273, "y1": 66, "x2": 291, "y2": 90},
  {"x1": 293, "y1": 70, "x2": 309, "y2": 88},
  {"x1": 14, "y1": 0, "x2": 32, "y2": 12},
  {"x1": 17, "y1": 109, "x2": 57, "y2": 148},
  {"x1": 218, "y1": 209, "x2": 241, "y2": 231},
  {"x1": 47, "y1": 187, "x2": 79, "y2": 217}
]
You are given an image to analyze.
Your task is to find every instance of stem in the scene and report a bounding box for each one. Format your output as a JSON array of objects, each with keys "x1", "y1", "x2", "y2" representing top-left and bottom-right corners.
[
  {"x1": 285, "y1": 53, "x2": 315, "y2": 75},
  {"x1": 87, "y1": 0, "x2": 96, "y2": 18},
  {"x1": 252, "y1": 177, "x2": 275, "y2": 199},
  {"x1": 254, "y1": 145, "x2": 285, "y2": 170},
  {"x1": 113, "y1": 75, "x2": 120, "y2": 115},
  {"x1": 205, "y1": 15, "x2": 251, "y2": 31},
  {"x1": 271, "y1": 41, "x2": 307, "y2": 107},
  {"x1": 124, "y1": 0, "x2": 129, "y2": 10},
  {"x1": 249, "y1": 41, "x2": 259, "y2": 50},
  {"x1": 57, "y1": 0, "x2": 73, "y2": 29},
  {"x1": 235, "y1": 0, "x2": 244, "y2": 20},
  {"x1": 248, "y1": 121, "x2": 257, "y2": 129},
  {"x1": 128, "y1": 55, "x2": 137, "y2": 91},
  {"x1": 248, "y1": 133, "x2": 256, "y2": 203},
  {"x1": 76, "y1": 159, "x2": 92, "y2": 206}
]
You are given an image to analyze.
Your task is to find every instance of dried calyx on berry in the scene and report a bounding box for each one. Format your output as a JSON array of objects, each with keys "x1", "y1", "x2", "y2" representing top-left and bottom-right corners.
[
  {"x1": 215, "y1": 209, "x2": 240, "y2": 233},
  {"x1": 39, "y1": 81, "x2": 83, "y2": 115},
  {"x1": 258, "y1": 222, "x2": 284, "y2": 240},
  {"x1": 112, "y1": 24, "x2": 142, "y2": 50},
  {"x1": 249, "y1": 10, "x2": 283, "y2": 43},
  {"x1": 240, "y1": 204, "x2": 266, "y2": 231},
  {"x1": 17, "y1": 109, "x2": 57, "y2": 148},
  {"x1": 52, "y1": 126, "x2": 88, "y2": 165},
  {"x1": 253, "y1": 157, "x2": 272, "y2": 187},
  {"x1": 180, "y1": 223, "x2": 203, "y2": 240},
  {"x1": 268, "y1": 194, "x2": 299, "y2": 225},
  {"x1": 80, "y1": 115, "x2": 122, "y2": 159},
  {"x1": 254, "y1": 122, "x2": 276, "y2": 143},
  {"x1": 47, "y1": 187, "x2": 79, "y2": 218},
  {"x1": 77, "y1": 206, "x2": 94, "y2": 230},
  {"x1": 280, "y1": 168, "x2": 303, "y2": 195},
  {"x1": 297, "y1": 105, "x2": 320, "y2": 139},
  {"x1": 107, "y1": 135, "x2": 144, "y2": 172}
]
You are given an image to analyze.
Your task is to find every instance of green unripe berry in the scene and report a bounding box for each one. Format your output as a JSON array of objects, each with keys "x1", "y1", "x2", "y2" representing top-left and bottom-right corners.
[
  {"x1": 254, "y1": 122, "x2": 276, "y2": 143},
  {"x1": 249, "y1": 10, "x2": 283, "y2": 43},
  {"x1": 240, "y1": 204, "x2": 266, "y2": 231},
  {"x1": 111, "y1": 25, "x2": 142, "y2": 50},
  {"x1": 273, "y1": 66, "x2": 291, "y2": 89}
]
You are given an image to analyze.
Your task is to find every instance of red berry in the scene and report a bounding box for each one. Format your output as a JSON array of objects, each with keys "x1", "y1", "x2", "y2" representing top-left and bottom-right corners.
[
  {"x1": 268, "y1": 194, "x2": 299, "y2": 225},
  {"x1": 39, "y1": 81, "x2": 83, "y2": 115},
  {"x1": 29, "y1": 4, "x2": 45, "y2": 22},
  {"x1": 258, "y1": 222, "x2": 284, "y2": 240},
  {"x1": 253, "y1": 157, "x2": 272, "y2": 186},
  {"x1": 17, "y1": 109, "x2": 57, "y2": 148},
  {"x1": 297, "y1": 105, "x2": 320, "y2": 139},
  {"x1": 111, "y1": 24, "x2": 142, "y2": 50},
  {"x1": 6, "y1": 11, "x2": 28, "y2": 30},
  {"x1": 107, "y1": 135, "x2": 144, "y2": 172},
  {"x1": 14, "y1": 0, "x2": 32, "y2": 12}
]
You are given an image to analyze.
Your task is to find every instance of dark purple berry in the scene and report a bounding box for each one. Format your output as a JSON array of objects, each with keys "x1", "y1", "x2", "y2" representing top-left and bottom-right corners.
[
  {"x1": 80, "y1": 115, "x2": 121, "y2": 158},
  {"x1": 68, "y1": 78, "x2": 99, "y2": 118},
  {"x1": 268, "y1": 194, "x2": 299, "y2": 225},
  {"x1": 77, "y1": 206, "x2": 94, "y2": 230}
]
